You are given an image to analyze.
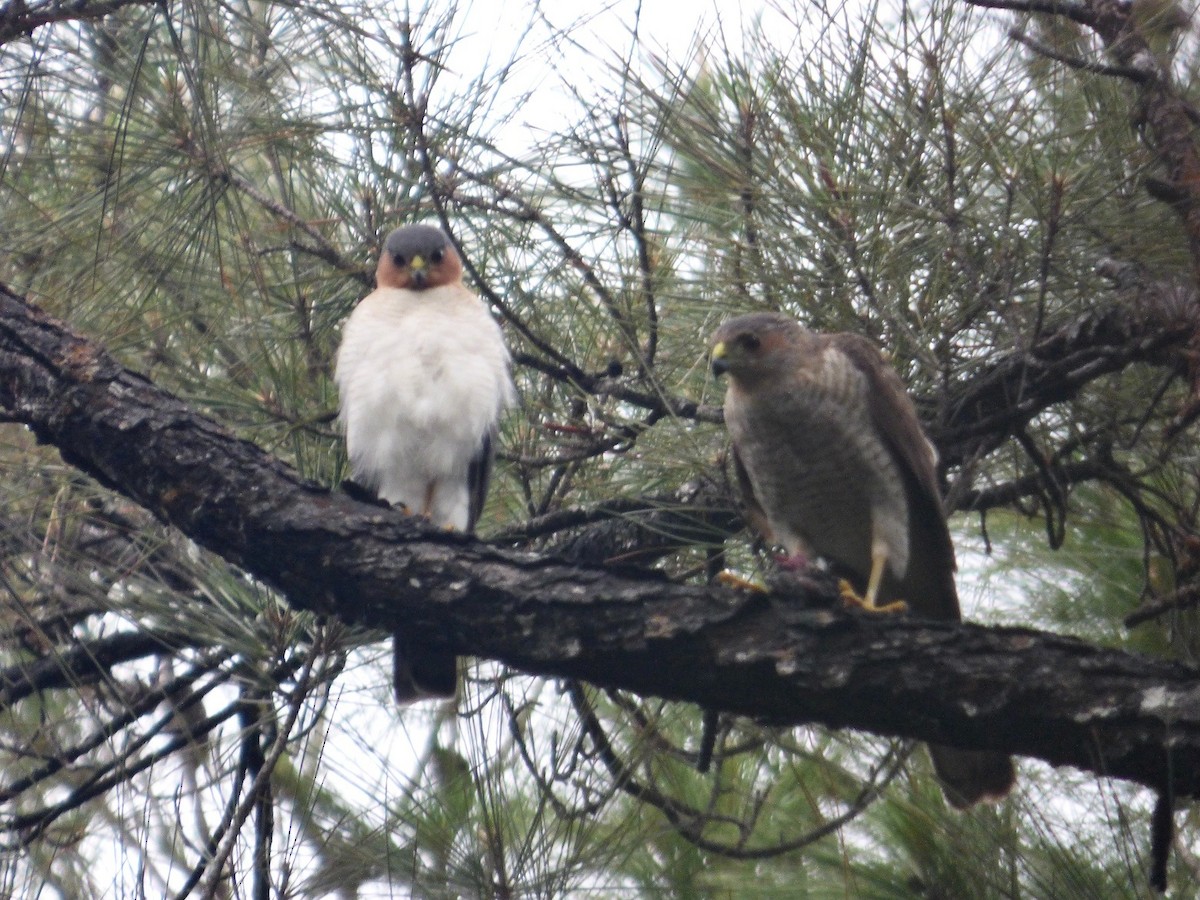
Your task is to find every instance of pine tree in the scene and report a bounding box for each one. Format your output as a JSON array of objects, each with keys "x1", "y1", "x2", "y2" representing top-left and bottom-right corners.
[{"x1": 2, "y1": 0, "x2": 1199, "y2": 896}]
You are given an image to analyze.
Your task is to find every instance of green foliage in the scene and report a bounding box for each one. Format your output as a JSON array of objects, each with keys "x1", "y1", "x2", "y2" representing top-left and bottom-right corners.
[{"x1": 3, "y1": 0, "x2": 1199, "y2": 896}]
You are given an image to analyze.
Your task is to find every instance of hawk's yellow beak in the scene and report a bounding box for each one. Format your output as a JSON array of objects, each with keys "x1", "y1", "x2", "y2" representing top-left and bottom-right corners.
[
  {"x1": 409, "y1": 254, "x2": 429, "y2": 288},
  {"x1": 711, "y1": 341, "x2": 729, "y2": 377}
]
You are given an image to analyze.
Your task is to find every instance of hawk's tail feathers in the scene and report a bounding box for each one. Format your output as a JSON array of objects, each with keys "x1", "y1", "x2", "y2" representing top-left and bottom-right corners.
[
  {"x1": 393, "y1": 630, "x2": 457, "y2": 704},
  {"x1": 927, "y1": 744, "x2": 1016, "y2": 809}
]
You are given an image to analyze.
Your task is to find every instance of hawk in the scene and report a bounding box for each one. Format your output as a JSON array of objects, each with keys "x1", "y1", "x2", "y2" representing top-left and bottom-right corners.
[
  {"x1": 336, "y1": 224, "x2": 514, "y2": 702},
  {"x1": 710, "y1": 311, "x2": 1014, "y2": 808}
]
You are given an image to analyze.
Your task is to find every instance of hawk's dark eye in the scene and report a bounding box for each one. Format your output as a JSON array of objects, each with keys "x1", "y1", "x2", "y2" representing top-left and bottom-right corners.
[
  {"x1": 739, "y1": 333, "x2": 761, "y2": 351},
  {"x1": 430, "y1": 248, "x2": 445, "y2": 264},
  {"x1": 393, "y1": 253, "x2": 407, "y2": 267}
]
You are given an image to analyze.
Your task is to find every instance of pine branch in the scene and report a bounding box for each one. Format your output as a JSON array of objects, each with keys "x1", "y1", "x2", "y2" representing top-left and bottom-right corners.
[
  {"x1": 964, "y1": 0, "x2": 1096, "y2": 25},
  {"x1": 3, "y1": 284, "x2": 1200, "y2": 798},
  {"x1": 0, "y1": 629, "x2": 193, "y2": 704}
]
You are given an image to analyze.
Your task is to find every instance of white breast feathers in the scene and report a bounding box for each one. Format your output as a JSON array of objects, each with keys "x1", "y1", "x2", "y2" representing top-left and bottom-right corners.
[{"x1": 335, "y1": 285, "x2": 514, "y2": 527}]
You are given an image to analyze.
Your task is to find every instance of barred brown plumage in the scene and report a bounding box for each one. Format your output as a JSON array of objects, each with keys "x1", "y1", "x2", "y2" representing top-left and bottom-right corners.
[{"x1": 711, "y1": 311, "x2": 1014, "y2": 808}]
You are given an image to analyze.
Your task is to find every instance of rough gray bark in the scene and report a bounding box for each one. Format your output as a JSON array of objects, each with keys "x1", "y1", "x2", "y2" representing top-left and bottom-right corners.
[{"x1": 2, "y1": 284, "x2": 1200, "y2": 798}]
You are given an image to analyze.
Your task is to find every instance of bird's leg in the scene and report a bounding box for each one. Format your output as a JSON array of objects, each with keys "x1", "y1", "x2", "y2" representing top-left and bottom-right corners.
[
  {"x1": 839, "y1": 542, "x2": 908, "y2": 614},
  {"x1": 418, "y1": 481, "x2": 464, "y2": 532}
]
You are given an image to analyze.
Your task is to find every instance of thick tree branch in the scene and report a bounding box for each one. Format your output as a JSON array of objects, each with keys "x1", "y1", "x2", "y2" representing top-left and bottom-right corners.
[
  {"x1": 3, "y1": 285, "x2": 1200, "y2": 797},
  {"x1": 0, "y1": 0, "x2": 156, "y2": 46},
  {"x1": 932, "y1": 294, "x2": 1193, "y2": 464}
]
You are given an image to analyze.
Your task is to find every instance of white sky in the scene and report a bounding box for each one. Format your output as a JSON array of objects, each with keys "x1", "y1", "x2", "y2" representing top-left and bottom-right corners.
[{"x1": 425, "y1": 0, "x2": 785, "y2": 141}]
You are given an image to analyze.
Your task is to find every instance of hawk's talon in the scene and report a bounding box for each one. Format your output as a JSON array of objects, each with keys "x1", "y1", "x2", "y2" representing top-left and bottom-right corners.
[
  {"x1": 716, "y1": 571, "x2": 767, "y2": 594},
  {"x1": 838, "y1": 579, "x2": 909, "y2": 614}
]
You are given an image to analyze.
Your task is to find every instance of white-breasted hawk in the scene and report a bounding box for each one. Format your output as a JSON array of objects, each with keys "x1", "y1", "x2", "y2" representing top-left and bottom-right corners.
[{"x1": 336, "y1": 224, "x2": 514, "y2": 702}]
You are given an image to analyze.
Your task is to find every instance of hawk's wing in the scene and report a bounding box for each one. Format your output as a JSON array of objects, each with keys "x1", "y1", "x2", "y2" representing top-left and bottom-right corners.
[
  {"x1": 829, "y1": 333, "x2": 960, "y2": 620},
  {"x1": 466, "y1": 430, "x2": 495, "y2": 534},
  {"x1": 828, "y1": 334, "x2": 940, "y2": 495},
  {"x1": 731, "y1": 443, "x2": 776, "y2": 546}
]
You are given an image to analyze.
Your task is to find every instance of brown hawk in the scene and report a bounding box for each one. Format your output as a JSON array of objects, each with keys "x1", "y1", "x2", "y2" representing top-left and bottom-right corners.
[
  {"x1": 711, "y1": 311, "x2": 1014, "y2": 808},
  {"x1": 336, "y1": 224, "x2": 514, "y2": 703}
]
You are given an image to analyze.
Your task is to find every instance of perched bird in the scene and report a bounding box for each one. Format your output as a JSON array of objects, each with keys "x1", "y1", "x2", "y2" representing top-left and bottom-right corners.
[
  {"x1": 710, "y1": 311, "x2": 1014, "y2": 808},
  {"x1": 336, "y1": 224, "x2": 514, "y2": 702}
]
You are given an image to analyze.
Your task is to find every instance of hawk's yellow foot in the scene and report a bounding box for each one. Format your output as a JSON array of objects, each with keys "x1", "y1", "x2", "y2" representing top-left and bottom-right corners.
[
  {"x1": 837, "y1": 579, "x2": 909, "y2": 614},
  {"x1": 839, "y1": 544, "x2": 908, "y2": 613}
]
